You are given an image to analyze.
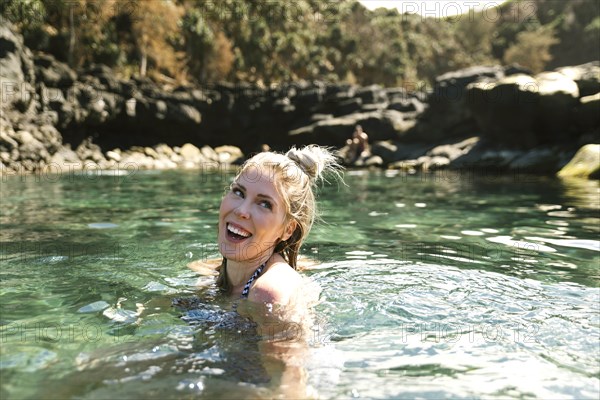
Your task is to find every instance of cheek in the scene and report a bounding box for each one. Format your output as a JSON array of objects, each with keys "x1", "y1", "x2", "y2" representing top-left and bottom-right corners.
[
  {"x1": 263, "y1": 215, "x2": 288, "y2": 240},
  {"x1": 219, "y1": 196, "x2": 234, "y2": 215}
]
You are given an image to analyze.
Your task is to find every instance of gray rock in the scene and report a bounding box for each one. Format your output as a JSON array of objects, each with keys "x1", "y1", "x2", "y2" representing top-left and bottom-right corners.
[
  {"x1": 466, "y1": 69, "x2": 583, "y2": 147},
  {"x1": 355, "y1": 155, "x2": 383, "y2": 167},
  {"x1": 417, "y1": 155, "x2": 450, "y2": 170},
  {"x1": 289, "y1": 109, "x2": 412, "y2": 146},
  {"x1": 76, "y1": 138, "x2": 105, "y2": 163},
  {"x1": 451, "y1": 141, "x2": 524, "y2": 169},
  {"x1": 0, "y1": 22, "x2": 35, "y2": 84},
  {"x1": 34, "y1": 53, "x2": 76, "y2": 87},
  {"x1": 15, "y1": 130, "x2": 48, "y2": 162},
  {"x1": 426, "y1": 137, "x2": 479, "y2": 161},
  {"x1": 576, "y1": 93, "x2": 600, "y2": 132},
  {"x1": 370, "y1": 140, "x2": 400, "y2": 164},
  {"x1": 509, "y1": 147, "x2": 561, "y2": 173},
  {"x1": 214, "y1": 145, "x2": 244, "y2": 164},
  {"x1": 179, "y1": 143, "x2": 202, "y2": 162},
  {"x1": 388, "y1": 159, "x2": 419, "y2": 172},
  {"x1": 536, "y1": 71, "x2": 580, "y2": 143},
  {"x1": 49, "y1": 145, "x2": 81, "y2": 169},
  {"x1": 334, "y1": 97, "x2": 363, "y2": 116},
  {"x1": 434, "y1": 65, "x2": 506, "y2": 94},
  {"x1": 361, "y1": 103, "x2": 387, "y2": 112},
  {"x1": 105, "y1": 150, "x2": 121, "y2": 162},
  {"x1": 310, "y1": 113, "x2": 333, "y2": 122},
  {"x1": 555, "y1": 62, "x2": 600, "y2": 97},
  {"x1": 387, "y1": 97, "x2": 425, "y2": 114},
  {"x1": 154, "y1": 144, "x2": 174, "y2": 157},
  {"x1": 37, "y1": 124, "x2": 63, "y2": 153},
  {"x1": 557, "y1": 144, "x2": 600, "y2": 179},
  {"x1": 144, "y1": 147, "x2": 160, "y2": 159},
  {"x1": 466, "y1": 75, "x2": 542, "y2": 147},
  {"x1": 0, "y1": 118, "x2": 18, "y2": 151},
  {"x1": 355, "y1": 85, "x2": 387, "y2": 104},
  {"x1": 201, "y1": 145, "x2": 218, "y2": 162},
  {"x1": 385, "y1": 87, "x2": 409, "y2": 101},
  {"x1": 0, "y1": 22, "x2": 36, "y2": 112},
  {"x1": 406, "y1": 66, "x2": 507, "y2": 143},
  {"x1": 167, "y1": 103, "x2": 202, "y2": 125},
  {"x1": 371, "y1": 141, "x2": 433, "y2": 164}
]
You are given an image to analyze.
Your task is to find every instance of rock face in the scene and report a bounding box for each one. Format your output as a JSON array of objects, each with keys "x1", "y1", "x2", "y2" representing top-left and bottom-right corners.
[
  {"x1": 402, "y1": 65, "x2": 521, "y2": 144},
  {"x1": 0, "y1": 22, "x2": 35, "y2": 112},
  {"x1": 0, "y1": 23, "x2": 244, "y2": 174},
  {"x1": 1, "y1": 23, "x2": 598, "y2": 178},
  {"x1": 465, "y1": 70, "x2": 589, "y2": 147}
]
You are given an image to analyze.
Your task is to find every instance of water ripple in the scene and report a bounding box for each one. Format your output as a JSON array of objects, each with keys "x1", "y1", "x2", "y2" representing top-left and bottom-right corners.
[{"x1": 312, "y1": 260, "x2": 599, "y2": 398}]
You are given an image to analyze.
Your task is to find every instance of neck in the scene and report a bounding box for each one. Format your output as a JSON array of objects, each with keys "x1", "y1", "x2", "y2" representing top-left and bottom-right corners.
[{"x1": 226, "y1": 252, "x2": 273, "y2": 288}]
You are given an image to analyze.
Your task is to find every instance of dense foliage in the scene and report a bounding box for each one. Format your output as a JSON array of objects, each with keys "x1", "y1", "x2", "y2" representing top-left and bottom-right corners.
[{"x1": 2, "y1": 0, "x2": 598, "y2": 86}]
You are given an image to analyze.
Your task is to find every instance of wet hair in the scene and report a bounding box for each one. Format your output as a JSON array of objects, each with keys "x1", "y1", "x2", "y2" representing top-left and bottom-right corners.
[{"x1": 216, "y1": 145, "x2": 343, "y2": 293}]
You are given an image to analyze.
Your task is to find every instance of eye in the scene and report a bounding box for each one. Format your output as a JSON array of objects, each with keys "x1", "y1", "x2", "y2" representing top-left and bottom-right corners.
[
  {"x1": 231, "y1": 185, "x2": 244, "y2": 198},
  {"x1": 259, "y1": 200, "x2": 272, "y2": 210}
]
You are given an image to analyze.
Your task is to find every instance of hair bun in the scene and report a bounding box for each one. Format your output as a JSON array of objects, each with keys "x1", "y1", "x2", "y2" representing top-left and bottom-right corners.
[{"x1": 285, "y1": 145, "x2": 341, "y2": 183}]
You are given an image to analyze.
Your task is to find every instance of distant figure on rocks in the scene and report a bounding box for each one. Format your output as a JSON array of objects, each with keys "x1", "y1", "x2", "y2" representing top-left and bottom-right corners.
[{"x1": 344, "y1": 125, "x2": 370, "y2": 164}]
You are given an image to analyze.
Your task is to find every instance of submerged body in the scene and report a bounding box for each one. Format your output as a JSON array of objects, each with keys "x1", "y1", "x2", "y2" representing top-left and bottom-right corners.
[{"x1": 186, "y1": 145, "x2": 341, "y2": 397}]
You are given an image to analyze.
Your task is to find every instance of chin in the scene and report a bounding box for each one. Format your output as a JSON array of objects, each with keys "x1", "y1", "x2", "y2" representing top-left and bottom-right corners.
[{"x1": 217, "y1": 237, "x2": 242, "y2": 261}]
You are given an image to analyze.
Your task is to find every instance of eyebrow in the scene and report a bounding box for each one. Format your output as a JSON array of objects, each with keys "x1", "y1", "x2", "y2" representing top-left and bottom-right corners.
[{"x1": 234, "y1": 183, "x2": 277, "y2": 203}]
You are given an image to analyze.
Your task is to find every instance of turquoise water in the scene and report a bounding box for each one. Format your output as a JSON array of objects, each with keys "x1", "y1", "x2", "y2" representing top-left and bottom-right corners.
[{"x1": 1, "y1": 168, "x2": 599, "y2": 399}]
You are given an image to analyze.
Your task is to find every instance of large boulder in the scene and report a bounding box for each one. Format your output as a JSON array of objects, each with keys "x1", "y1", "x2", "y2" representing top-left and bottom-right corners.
[
  {"x1": 288, "y1": 109, "x2": 413, "y2": 146},
  {"x1": 291, "y1": 85, "x2": 325, "y2": 111},
  {"x1": 509, "y1": 147, "x2": 565, "y2": 174},
  {"x1": 435, "y1": 65, "x2": 506, "y2": 93},
  {"x1": 555, "y1": 62, "x2": 600, "y2": 97},
  {"x1": 557, "y1": 144, "x2": 600, "y2": 179},
  {"x1": 465, "y1": 68, "x2": 583, "y2": 147},
  {"x1": 535, "y1": 71, "x2": 580, "y2": 143},
  {"x1": 404, "y1": 65, "x2": 508, "y2": 143},
  {"x1": 214, "y1": 145, "x2": 244, "y2": 164},
  {"x1": 370, "y1": 141, "x2": 433, "y2": 164},
  {"x1": 576, "y1": 93, "x2": 600, "y2": 133},
  {"x1": 466, "y1": 75, "x2": 540, "y2": 148}
]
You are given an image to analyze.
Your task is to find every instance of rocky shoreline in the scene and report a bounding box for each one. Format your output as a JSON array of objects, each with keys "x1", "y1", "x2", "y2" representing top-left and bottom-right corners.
[{"x1": 1, "y1": 23, "x2": 598, "y2": 178}]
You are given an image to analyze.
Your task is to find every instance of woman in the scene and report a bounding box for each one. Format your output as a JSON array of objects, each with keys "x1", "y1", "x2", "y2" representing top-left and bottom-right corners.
[
  {"x1": 216, "y1": 145, "x2": 341, "y2": 306},
  {"x1": 186, "y1": 145, "x2": 341, "y2": 397},
  {"x1": 189, "y1": 144, "x2": 342, "y2": 316}
]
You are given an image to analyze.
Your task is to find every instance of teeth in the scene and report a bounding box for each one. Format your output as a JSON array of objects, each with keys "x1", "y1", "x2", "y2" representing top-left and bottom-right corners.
[{"x1": 227, "y1": 223, "x2": 251, "y2": 237}]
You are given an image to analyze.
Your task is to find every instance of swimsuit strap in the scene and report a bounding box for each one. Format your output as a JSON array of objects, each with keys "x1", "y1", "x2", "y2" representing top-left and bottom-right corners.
[{"x1": 240, "y1": 262, "x2": 266, "y2": 298}]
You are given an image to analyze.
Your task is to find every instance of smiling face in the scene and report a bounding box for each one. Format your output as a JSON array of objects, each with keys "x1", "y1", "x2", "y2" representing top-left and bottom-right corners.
[{"x1": 218, "y1": 166, "x2": 295, "y2": 264}]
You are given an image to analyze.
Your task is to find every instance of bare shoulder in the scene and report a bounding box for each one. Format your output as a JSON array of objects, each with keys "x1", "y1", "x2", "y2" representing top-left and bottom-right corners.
[{"x1": 250, "y1": 262, "x2": 302, "y2": 305}]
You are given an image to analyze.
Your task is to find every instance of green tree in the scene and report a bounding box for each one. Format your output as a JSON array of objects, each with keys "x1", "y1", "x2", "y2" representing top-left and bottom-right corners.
[{"x1": 129, "y1": 0, "x2": 184, "y2": 79}]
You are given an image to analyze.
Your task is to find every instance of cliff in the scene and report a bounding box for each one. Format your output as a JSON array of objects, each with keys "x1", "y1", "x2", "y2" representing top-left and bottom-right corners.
[{"x1": 1, "y1": 23, "x2": 598, "y2": 177}]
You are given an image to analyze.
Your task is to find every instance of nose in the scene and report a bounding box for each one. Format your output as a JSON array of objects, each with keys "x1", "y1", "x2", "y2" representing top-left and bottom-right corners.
[{"x1": 233, "y1": 200, "x2": 251, "y2": 219}]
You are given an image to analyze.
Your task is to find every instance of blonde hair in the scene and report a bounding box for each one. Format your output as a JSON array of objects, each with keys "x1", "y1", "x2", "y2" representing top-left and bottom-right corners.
[{"x1": 216, "y1": 145, "x2": 342, "y2": 292}]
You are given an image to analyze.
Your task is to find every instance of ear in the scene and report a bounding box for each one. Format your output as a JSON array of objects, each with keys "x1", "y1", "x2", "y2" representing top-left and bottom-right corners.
[{"x1": 281, "y1": 220, "x2": 297, "y2": 242}]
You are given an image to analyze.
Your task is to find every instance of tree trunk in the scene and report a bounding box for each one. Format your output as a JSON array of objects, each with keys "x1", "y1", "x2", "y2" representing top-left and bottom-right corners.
[
  {"x1": 68, "y1": 6, "x2": 75, "y2": 67},
  {"x1": 140, "y1": 51, "x2": 147, "y2": 77}
]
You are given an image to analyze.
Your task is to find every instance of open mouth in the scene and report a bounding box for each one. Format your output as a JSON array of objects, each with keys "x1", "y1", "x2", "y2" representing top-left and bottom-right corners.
[{"x1": 225, "y1": 223, "x2": 252, "y2": 242}]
